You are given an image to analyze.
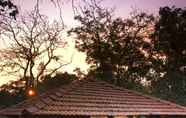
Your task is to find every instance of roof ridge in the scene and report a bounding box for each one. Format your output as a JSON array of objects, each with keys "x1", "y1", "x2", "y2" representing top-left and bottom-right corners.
[{"x1": 95, "y1": 79, "x2": 186, "y2": 110}]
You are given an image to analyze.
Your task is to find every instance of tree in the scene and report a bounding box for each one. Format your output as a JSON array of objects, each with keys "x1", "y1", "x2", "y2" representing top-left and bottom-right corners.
[
  {"x1": 38, "y1": 72, "x2": 78, "y2": 92},
  {"x1": 0, "y1": 72, "x2": 77, "y2": 107},
  {"x1": 0, "y1": 0, "x2": 18, "y2": 19},
  {"x1": 0, "y1": 79, "x2": 26, "y2": 107},
  {"x1": 69, "y1": 1, "x2": 155, "y2": 90},
  {"x1": 0, "y1": 10, "x2": 70, "y2": 91},
  {"x1": 0, "y1": 90, "x2": 16, "y2": 107},
  {"x1": 151, "y1": 6, "x2": 186, "y2": 105}
]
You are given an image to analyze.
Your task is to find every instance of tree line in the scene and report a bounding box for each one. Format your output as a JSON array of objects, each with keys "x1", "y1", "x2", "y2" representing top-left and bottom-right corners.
[
  {"x1": 0, "y1": 0, "x2": 186, "y2": 107},
  {"x1": 69, "y1": 2, "x2": 186, "y2": 105}
]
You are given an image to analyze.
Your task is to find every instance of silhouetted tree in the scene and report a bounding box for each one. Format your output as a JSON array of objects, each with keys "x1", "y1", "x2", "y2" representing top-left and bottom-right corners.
[
  {"x1": 0, "y1": 90, "x2": 15, "y2": 107},
  {"x1": 69, "y1": 1, "x2": 155, "y2": 90},
  {"x1": 0, "y1": 10, "x2": 71, "y2": 91},
  {"x1": 151, "y1": 6, "x2": 186, "y2": 105},
  {"x1": 38, "y1": 72, "x2": 77, "y2": 92},
  {"x1": 0, "y1": 0, "x2": 18, "y2": 19},
  {"x1": 0, "y1": 72, "x2": 77, "y2": 107},
  {"x1": 0, "y1": 78, "x2": 26, "y2": 107}
]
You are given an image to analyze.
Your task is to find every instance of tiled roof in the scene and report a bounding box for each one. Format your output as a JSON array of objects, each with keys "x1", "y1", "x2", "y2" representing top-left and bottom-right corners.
[{"x1": 1, "y1": 78, "x2": 186, "y2": 116}]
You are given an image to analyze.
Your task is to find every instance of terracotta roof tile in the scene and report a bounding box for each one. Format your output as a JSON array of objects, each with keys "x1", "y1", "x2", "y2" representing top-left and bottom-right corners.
[{"x1": 0, "y1": 78, "x2": 186, "y2": 116}]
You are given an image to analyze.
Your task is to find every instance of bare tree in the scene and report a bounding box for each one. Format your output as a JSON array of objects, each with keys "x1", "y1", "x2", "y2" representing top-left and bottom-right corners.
[{"x1": 0, "y1": 10, "x2": 71, "y2": 90}]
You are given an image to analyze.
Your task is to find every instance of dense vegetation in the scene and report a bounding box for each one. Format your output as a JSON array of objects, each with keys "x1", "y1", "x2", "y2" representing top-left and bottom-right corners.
[
  {"x1": 69, "y1": 5, "x2": 186, "y2": 105},
  {"x1": 0, "y1": 0, "x2": 18, "y2": 19},
  {"x1": 0, "y1": 72, "x2": 77, "y2": 108}
]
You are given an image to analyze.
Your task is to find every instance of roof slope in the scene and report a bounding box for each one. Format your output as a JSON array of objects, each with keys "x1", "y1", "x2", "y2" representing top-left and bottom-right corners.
[{"x1": 1, "y1": 78, "x2": 186, "y2": 116}]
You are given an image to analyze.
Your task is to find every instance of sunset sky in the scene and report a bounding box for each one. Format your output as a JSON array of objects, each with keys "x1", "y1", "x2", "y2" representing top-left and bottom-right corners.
[
  {"x1": 13, "y1": 0, "x2": 186, "y2": 26},
  {"x1": 0, "y1": 0, "x2": 186, "y2": 85}
]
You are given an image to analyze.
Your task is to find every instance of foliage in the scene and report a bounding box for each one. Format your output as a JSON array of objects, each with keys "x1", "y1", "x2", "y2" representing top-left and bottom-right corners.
[
  {"x1": 70, "y1": 2, "x2": 186, "y2": 105},
  {"x1": 151, "y1": 6, "x2": 186, "y2": 105},
  {"x1": 0, "y1": 0, "x2": 18, "y2": 19},
  {"x1": 153, "y1": 6, "x2": 186, "y2": 71},
  {"x1": 38, "y1": 72, "x2": 77, "y2": 92},
  {"x1": 0, "y1": 79, "x2": 26, "y2": 107},
  {"x1": 0, "y1": 90, "x2": 17, "y2": 107},
  {"x1": 0, "y1": 72, "x2": 77, "y2": 107},
  {"x1": 69, "y1": 2, "x2": 155, "y2": 90}
]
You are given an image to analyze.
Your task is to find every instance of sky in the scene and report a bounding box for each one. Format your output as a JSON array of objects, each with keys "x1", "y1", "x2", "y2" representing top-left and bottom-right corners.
[
  {"x1": 13, "y1": 0, "x2": 186, "y2": 26},
  {"x1": 0, "y1": 0, "x2": 186, "y2": 85}
]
